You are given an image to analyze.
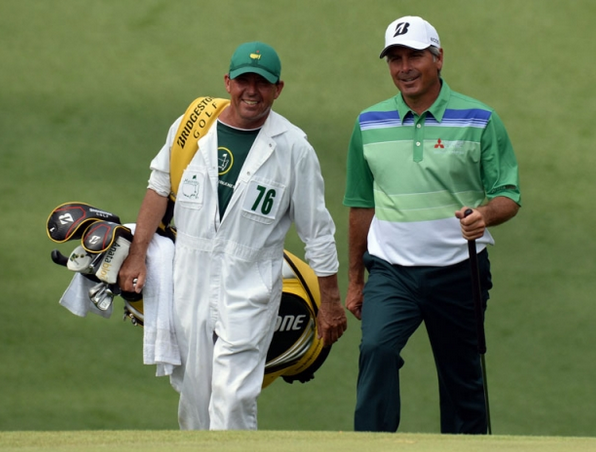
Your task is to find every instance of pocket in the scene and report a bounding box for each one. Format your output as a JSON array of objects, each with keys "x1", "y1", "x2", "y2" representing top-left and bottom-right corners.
[
  {"x1": 230, "y1": 259, "x2": 274, "y2": 304},
  {"x1": 240, "y1": 178, "x2": 286, "y2": 224},
  {"x1": 256, "y1": 259, "x2": 274, "y2": 295},
  {"x1": 176, "y1": 167, "x2": 205, "y2": 210},
  {"x1": 363, "y1": 251, "x2": 375, "y2": 271}
]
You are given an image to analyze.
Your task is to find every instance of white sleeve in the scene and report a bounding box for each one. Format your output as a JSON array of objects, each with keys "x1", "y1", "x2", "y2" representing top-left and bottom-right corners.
[
  {"x1": 147, "y1": 169, "x2": 170, "y2": 197},
  {"x1": 146, "y1": 116, "x2": 183, "y2": 197},
  {"x1": 291, "y1": 143, "x2": 339, "y2": 277}
]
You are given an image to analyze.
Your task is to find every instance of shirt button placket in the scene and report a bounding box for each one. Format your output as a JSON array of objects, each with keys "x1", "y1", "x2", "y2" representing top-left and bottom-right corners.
[{"x1": 413, "y1": 117, "x2": 424, "y2": 162}]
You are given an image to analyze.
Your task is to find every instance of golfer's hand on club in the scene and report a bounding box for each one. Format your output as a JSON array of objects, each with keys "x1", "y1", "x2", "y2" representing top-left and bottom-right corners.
[
  {"x1": 345, "y1": 281, "x2": 364, "y2": 320},
  {"x1": 316, "y1": 275, "x2": 348, "y2": 346},
  {"x1": 118, "y1": 252, "x2": 146, "y2": 294},
  {"x1": 455, "y1": 207, "x2": 486, "y2": 241}
]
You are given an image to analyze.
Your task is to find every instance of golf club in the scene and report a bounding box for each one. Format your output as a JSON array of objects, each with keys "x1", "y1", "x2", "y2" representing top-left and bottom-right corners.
[{"x1": 464, "y1": 208, "x2": 492, "y2": 435}]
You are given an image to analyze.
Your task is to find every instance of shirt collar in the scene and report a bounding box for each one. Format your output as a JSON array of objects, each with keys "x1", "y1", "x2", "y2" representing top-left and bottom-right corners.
[{"x1": 394, "y1": 79, "x2": 451, "y2": 123}]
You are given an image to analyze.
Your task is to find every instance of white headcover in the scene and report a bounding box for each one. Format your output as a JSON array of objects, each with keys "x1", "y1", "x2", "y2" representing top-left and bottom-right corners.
[{"x1": 93, "y1": 236, "x2": 132, "y2": 285}]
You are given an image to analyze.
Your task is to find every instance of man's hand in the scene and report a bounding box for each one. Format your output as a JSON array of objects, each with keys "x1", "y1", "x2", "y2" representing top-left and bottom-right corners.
[
  {"x1": 346, "y1": 207, "x2": 374, "y2": 321},
  {"x1": 118, "y1": 252, "x2": 146, "y2": 294},
  {"x1": 117, "y1": 188, "x2": 169, "y2": 293},
  {"x1": 455, "y1": 207, "x2": 486, "y2": 241},
  {"x1": 316, "y1": 274, "x2": 347, "y2": 346},
  {"x1": 317, "y1": 300, "x2": 348, "y2": 346},
  {"x1": 345, "y1": 281, "x2": 364, "y2": 320},
  {"x1": 455, "y1": 197, "x2": 520, "y2": 241}
]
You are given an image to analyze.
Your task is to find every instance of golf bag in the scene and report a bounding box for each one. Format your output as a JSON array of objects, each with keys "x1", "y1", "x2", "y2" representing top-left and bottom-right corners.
[{"x1": 46, "y1": 202, "x2": 329, "y2": 388}]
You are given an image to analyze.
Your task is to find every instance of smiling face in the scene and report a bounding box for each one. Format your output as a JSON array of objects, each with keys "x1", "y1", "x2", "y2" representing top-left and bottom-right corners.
[
  {"x1": 222, "y1": 72, "x2": 284, "y2": 129},
  {"x1": 386, "y1": 45, "x2": 443, "y2": 114}
]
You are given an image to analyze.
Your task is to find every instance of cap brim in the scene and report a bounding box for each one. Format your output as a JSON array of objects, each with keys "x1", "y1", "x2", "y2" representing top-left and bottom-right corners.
[
  {"x1": 379, "y1": 41, "x2": 432, "y2": 58},
  {"x1": 229, "y1": 66, "x2": 278, "y2": 84}
]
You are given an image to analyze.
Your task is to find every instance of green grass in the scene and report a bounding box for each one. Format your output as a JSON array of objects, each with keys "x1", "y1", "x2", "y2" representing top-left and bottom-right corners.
[
  {"x1": 1, "y1": 431, "x2": 596, "y2": 452},
  {"x1": 1, "y1": 0, "x2": 596, "y2": 439}
]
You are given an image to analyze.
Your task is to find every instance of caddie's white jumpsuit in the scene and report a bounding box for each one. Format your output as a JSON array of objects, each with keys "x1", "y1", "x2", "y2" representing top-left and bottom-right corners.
[{"x1": 148, "y1": 109, "x2": 338, "y2": 430}]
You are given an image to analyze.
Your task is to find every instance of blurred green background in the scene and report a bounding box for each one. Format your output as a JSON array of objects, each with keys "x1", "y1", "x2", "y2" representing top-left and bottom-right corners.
[{"x1": 1, "y1": 0, "x2": 595, "y2": 436}]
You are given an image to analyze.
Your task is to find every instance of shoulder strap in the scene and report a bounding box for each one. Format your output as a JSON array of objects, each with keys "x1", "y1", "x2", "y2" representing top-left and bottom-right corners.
[
  {"x1": 158, "y1": 97, "x2": 230, "y2": 238},
  {"x1": 169, "y1": 96, "x2": 230, "y2": 200}
]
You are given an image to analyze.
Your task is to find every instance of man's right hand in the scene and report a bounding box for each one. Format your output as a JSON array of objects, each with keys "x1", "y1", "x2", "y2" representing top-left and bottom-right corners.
[
  {"x1": 117, "y1": 188, "x2": 170, "y2": 294},
  {"x1": 118, "y1": 253, "x2": 146, "y2": 294}
]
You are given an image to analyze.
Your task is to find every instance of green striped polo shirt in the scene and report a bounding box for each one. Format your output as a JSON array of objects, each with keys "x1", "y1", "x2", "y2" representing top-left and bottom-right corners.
[{"x1": 343, "y1": 81, "x2": 521, "y2": 266}]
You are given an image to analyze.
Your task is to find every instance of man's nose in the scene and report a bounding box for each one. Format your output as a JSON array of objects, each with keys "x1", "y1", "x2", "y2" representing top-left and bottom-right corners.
[
  {"x1": 400, "y1": 57, "x2": 412, "y2": 72},
  {"x1": 245, "y1": 79, "x2": 258, "y2": 93}
]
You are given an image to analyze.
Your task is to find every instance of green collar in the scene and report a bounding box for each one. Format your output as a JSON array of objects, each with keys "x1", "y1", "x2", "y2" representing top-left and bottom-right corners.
[{"x1": 394, "y1": 79, "x2": 451, "y2": 123}]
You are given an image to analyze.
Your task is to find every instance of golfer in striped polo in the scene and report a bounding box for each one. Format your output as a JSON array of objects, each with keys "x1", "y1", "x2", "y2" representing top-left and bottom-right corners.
[{"x1": 343, "y1": 16, "x2": 521, "y2": 434}]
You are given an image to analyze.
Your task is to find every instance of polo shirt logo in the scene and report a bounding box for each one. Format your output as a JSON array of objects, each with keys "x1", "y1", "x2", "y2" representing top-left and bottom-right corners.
[{"x1": 434, "y1": 138, "x2": 444, "y2": 149}]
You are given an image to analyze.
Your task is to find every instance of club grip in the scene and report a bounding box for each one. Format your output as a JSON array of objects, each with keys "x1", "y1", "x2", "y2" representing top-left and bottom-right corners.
[{"x1": 51, "y1": 249, "x2": 69, "y2": 267}]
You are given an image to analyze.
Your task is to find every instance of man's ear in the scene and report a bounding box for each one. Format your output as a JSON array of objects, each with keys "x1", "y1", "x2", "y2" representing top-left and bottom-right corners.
[
  {"x1": 224, "y1": 74, "x2": 232, "y2": 93},
  {"x1": 274, "y1": 80, "x2": 285, "y2": 99}
]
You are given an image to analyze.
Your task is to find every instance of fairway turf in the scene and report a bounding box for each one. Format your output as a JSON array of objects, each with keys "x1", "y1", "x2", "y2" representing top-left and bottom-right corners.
[
  {"x1": 1, "y1": 431, "x2": 596, "y2": 452},
  {"x1": 1, "y1": 0, "x2": 596, "y2": 438}
]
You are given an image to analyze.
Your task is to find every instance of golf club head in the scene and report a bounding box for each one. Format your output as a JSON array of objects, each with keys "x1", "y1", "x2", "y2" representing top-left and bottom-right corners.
[{"x1": 88, "y1": 282, "x2": 114, "y2": 311}]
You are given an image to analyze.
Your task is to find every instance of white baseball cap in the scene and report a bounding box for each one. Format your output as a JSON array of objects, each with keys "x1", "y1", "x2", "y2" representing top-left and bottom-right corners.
[{"x1": 379, "y1": 16, "x2": 441, "y2": 58}]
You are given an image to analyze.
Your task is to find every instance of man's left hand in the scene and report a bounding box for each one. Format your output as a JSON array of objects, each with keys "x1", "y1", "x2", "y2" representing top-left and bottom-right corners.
[{"x1": 316, "y1": 274, "x2": 348, "y2": 346}]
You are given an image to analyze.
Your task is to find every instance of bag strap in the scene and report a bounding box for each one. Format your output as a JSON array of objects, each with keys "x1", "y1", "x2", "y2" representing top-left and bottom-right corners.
[
  {"x1": 169, "y1": 96, "x2": 230, "y2": 200},
  {"x1": 158, "y1": 96, "x2": 230, "y2": 237}
]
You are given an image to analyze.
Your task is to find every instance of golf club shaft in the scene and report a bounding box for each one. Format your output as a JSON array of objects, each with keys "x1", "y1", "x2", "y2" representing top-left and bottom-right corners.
[
  {"x1": 464, "y1": 208, "x2": 492, "y2": 434},
  {"x1": 466, "y1": 238, "x2": 487, "y2": 354},
  {"x1": 480, "y1": 354, "x2": 492, "y2": 434}
]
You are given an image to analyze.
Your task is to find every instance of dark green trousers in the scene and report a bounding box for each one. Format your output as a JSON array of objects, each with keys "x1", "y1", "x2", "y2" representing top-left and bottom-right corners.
[{"x1": 354, "y1": 250, "x2": 492, "y2": 434}]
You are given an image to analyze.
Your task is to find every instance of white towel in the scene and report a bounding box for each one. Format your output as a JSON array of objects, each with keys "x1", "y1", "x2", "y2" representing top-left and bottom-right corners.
[
  {"x1": 59, "y1": 272, "x2": 114, "y2": 318},
  {"x1": 58, "y1": 226, "x2": 180, "y2": 377},
  {"x1": 142, "y1": 230, "x2": 180, "y2": 376}
]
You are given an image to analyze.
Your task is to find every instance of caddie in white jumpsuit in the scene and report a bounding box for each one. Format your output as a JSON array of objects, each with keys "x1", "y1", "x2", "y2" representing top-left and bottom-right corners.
[{"x1": 118, "y1": 41, "x2": 347, "y2": 430}]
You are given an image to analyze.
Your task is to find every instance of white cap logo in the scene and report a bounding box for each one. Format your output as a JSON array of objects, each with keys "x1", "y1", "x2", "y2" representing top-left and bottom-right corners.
[{"x1": 393, "y1": 22, "x2": 411, "y2": 37}]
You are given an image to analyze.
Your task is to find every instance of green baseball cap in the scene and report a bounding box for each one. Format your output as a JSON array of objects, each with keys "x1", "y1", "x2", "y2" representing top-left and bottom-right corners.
[{"x1": 228, "y1": 41, "x2": 281, "y2": 84}]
